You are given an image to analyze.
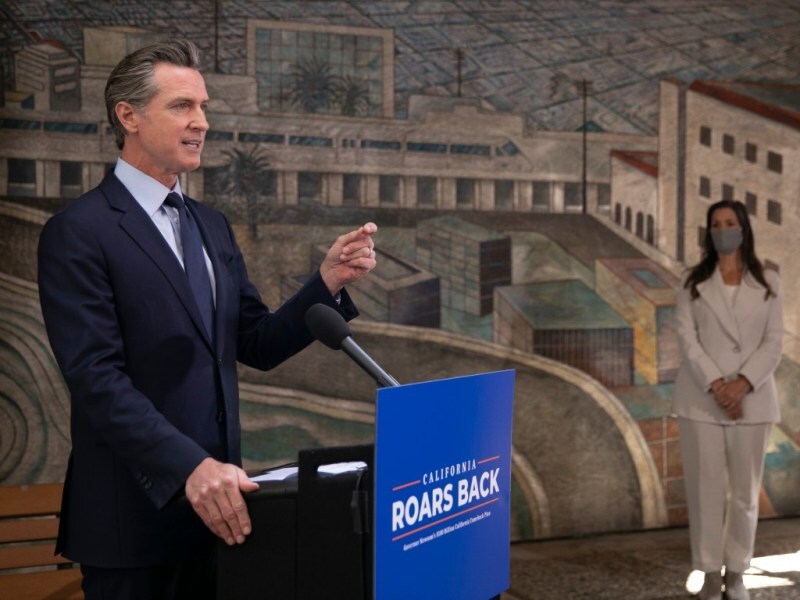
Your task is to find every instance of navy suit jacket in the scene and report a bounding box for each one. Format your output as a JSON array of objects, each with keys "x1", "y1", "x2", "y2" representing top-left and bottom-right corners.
[{"x1": 38, "y1": 171, "x2": 356, "y2": 568}]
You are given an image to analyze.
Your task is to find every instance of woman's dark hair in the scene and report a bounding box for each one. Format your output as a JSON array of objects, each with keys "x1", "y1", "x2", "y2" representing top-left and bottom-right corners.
[{"x1": 684, "y1": 199, "x2": 773, "y2": 300}]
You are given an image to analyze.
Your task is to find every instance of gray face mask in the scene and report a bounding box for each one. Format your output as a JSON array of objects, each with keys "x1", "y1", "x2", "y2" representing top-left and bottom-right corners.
[{"x1": 711, "y1": 228, "x2": 743, "y2": 255}]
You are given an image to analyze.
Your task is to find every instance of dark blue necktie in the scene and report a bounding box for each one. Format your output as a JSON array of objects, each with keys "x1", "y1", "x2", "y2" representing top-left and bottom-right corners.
[{"x1": 164, "y1": 192, "x2": 215, "y2": 341}]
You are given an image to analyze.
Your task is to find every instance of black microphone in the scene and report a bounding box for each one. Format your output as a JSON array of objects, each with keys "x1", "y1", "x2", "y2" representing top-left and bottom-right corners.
[{"x1": 305, "y1": 303, "x2": 400, "y2": 388}]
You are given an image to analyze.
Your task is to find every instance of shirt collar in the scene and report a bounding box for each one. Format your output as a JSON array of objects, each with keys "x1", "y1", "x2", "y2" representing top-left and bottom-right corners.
[{"x1": 114, "y1": 158, "x2": 184, "y2": 217}]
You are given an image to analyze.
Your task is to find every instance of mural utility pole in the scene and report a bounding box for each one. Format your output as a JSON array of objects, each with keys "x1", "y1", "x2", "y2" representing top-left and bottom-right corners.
[
  {"x1": 550, "y1": 74, "x2": 594, "y2": 214},
  {"x1": 214, "y1": 0, "x2": 220, "y2": 73},
  {"x1": 580, "y1": 79, "x2": 591, "y2": 214},
  {"x1": 455, "y1": 48, "x2": 465, "y2": 97}
]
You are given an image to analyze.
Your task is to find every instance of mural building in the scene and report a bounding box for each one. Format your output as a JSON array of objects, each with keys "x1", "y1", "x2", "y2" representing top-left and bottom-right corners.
[{"x1": 0, "y1": 0, "x2": 798, "y2": 544}]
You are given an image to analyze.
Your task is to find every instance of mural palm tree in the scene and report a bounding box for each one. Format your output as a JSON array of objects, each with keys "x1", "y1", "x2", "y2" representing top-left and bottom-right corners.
[
  {"x1": 333, "y1": 75, "x2": 372, "y2": 117},
  {"x1": 219, "y1": 146, "x2": 273, "y2": 240},
  {"x1": 286, "y1": 57, "x2": 337, "y2": 113}
]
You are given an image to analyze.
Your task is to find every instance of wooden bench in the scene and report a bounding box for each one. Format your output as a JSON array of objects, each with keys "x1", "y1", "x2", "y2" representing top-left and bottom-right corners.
[{"x1": 0, "y1": 483, "x2": 83, "y2": 599}]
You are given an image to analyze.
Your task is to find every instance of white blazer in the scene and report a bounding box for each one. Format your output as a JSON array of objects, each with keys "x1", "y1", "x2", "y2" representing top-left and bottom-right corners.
[{"x1": 672, "y1": 266, "x2": 783, "y2": 424}]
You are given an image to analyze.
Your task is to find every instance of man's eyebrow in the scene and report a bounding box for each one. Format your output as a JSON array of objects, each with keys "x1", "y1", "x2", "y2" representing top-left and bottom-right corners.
[{"x1": 167, "y1": 95, "x2": 210, "y2": 105}]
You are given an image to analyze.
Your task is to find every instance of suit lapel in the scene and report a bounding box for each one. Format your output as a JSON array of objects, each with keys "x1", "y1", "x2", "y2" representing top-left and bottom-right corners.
[
  {"x1": 733, "y1": 271, "x2": 766, "y2": 323},
  {"x1": 100, "y1": 174, "x2": 214, "y2": 350},
  {"x1": 696, "y1": 267, "x2": 740, "y2": 344}
]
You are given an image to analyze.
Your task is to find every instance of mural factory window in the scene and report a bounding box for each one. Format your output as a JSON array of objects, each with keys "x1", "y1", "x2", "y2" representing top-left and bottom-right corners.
[
  {"x1": 261, "y1": 171, "x2": 278, "y2": 199},
  {"x1": 456, "y1": 178, "x2": 476, "y2": 207},
  {"x1": 699, "y1": 176, "x2": 711, "y2": 198},
  {"x1": 745, "y1": 142, "x2": 757, "y2": 163},
  {"x1": 362, "y1": 139, "x2": 400, "y2": 151},
  {"x1": 496, "y1": 141, "x2": 520, "y2": 156},
  {"x1": 767, "y1": 199, "x2": 782, "y2": 225},
  {"x1": 699, "y1": 126, "x2": 711, "y2": 146},
  {"x1": 298, "y1": 171, "x2": 322, "y2": 205},
  {"x1": 646, "y1": 215, "x2": 655, "y2": 245},
  {"x1": 722, "y1": 134, "x2": 735, "y2": 155},
  {"x1": 254, "y1": 24, "x2": 384, "y2": 117},
  {"x1": 635, "y1": 212, "x2": 644, "y2": 238},
  {"x1": 533, "y1": 181, "x2": 550, "y2": 212},
  {"x1": 597, "y1": 184, "x2": 611, "y2": 213},
  {"x1": 206, "y1": 130, "x2": 234, "y2": 142},
  {"x1": 379, "y1": 175, "x2": 399, "y2": 205},
  {"x1": 291, "y1": 135, "x2": 333, "y2": 147},
  {"x1": 614, "y1": 203, "x2": 622, "y2": 224},
  {"x1": 408, "y1": 141, "x2": 446, "y2": 153},
  {"x1": 451, "y1": 144, "x2": 490, "y2": 156},
  {"x1": 342, "y1": 174, "x2": 361, "y2": 206},
  {"x1": 564, "y1": 182, "x2": 582, "y2": 211},
  {"x1": 745, "y1": 192, "x2": 757, "y2": 216},
  {"x1": 8, "y1": 158, "x2": 36, "y2": 197},
  {"x1": 767, "y1": 151, "x2": 783, "y2": 174},
  {"x1": 239, "y1": 132, "x2": 285, "y2": 144},
  {"x1": 494, "y1": 180, "x2": 514, "y2": 211},
  {"x1": 624, "y1": 206, "x2": 632, "y2": 231},
  {"x1": 417, "y1": 176, "x2": 437, "y2": 206},
  {"x1": 698, "y1": 226, "x2": 706, "y2": 248},
  {"x1": 60, "y1": 160, "x2": 82, "y2": 198},
  {"x1": 721, "y1": 183, "x2": 734, "y2": 201},
  {"x1": 203, "y1": 165, "x2": 227, "y2": 201}
]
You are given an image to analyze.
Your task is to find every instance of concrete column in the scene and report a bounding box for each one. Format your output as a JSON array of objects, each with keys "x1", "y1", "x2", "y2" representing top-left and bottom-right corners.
[
  {"x1": 282, "y1": 171, "x2": 298, "y2": 206},
  {"x1": 657, "y1": 79, "x2": 685, "y2": 261},
  {"x1": 319, "y1": 172, "x2": 329, "y2": 206},
  {"x1": 552, "y1": 181, "x2": 565, "y2": 213},
  {"x1": 402, "y1": 175, "x2": 417, "y2": 208},
  {"x1": 364, "y1": 175, "x2": 380, "y2": 207},
  {"x1": 327, "y1": 173, "x2": 343, "y2": 206},
  {"x1": 478, "y1": 179, "x2": 494, "y2": 210},
  {"x1": 355, "y1": 174, "x2": 368, "y2": 207},
  {"x1": 440, "y1": 178, "x2": 456, "y2": 209},
  {"x1": 182, "y1": 170, "x2": 204, "y2": 200},
  {"x1": 396, "y1": 176, "x2": 405, "y2": 207},
  {"x1": 585, "y1": 182, "x2": 599, "y2": 214},
  {"x1": 81, "y1": 162, "x2": 91, "y2": 195},
  {"x1": 0, "y1": 159, "x2": 7, "y2": 196},
  {"x1": 35, "y1": 160, "x2": 46, "y2": 197},
  {"x1": 43, "y1": 160, "x2": 59, "y2": 198},
  {"x1": 517, "y1": 181, "x2": 533, "y2": 211},
  {"x1": 275, "y1": 170, "x2": 285, "y2": 205}
]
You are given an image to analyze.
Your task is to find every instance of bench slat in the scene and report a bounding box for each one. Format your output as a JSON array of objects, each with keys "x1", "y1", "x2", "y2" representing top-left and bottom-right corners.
[
  {"x1": 0, "y1": 517, "x2": 60, "y2": 544},
  {"x1": 0, "y1": 482, "x2": 83, "y2": 598},
  {"x1": 0, "y1": 543, "x2": 71, "y2": 571},
  {"x1": 0, "y1": 483, "x2": 63, "y2": 519},
  {"x1": 1, "y1": 567, "x2": 83, "y2": 600}
]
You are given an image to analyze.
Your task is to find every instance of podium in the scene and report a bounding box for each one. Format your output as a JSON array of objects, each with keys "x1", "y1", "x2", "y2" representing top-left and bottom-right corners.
[
  {"x1": 216, "y1": 444, "x2": 374, "y2": 600},
  {"x1": 218, "y1": 370, "x2": 514, "y2": 600}
]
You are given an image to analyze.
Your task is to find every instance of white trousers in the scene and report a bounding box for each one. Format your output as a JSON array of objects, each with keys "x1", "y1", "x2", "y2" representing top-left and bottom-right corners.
[{"x1": 677, "y1": 418, "x2": 771, "y2": 573}]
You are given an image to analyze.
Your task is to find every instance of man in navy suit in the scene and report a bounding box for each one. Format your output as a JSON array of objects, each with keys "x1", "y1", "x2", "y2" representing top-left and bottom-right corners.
[{"x1": 37, "y1": 39, "x2": 377, "y2": 599}]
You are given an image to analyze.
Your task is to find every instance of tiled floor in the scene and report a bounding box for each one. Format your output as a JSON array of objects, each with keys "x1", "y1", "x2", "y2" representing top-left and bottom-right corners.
[{"x1": 504, "y1": 518, "x2": 800, "y2": 600}]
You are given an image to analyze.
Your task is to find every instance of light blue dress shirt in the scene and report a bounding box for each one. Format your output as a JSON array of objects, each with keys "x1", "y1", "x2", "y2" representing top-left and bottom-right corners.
[{"x1": 114, "y1": 158, "x2": 216, "y2": 304}]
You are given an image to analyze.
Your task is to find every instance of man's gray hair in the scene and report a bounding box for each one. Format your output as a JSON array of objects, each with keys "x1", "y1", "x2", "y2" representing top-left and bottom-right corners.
[{"x1": 105, "y1": 39, "x2": 201, "y2": 149}]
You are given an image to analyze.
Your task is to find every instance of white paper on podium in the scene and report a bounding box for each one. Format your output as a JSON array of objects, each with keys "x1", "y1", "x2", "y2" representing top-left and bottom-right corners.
[
  {"x1": 249, "y1": 466, "x2": 298, "y2": 483},
  {"x1": 317, "y1": 461, "x2": 367, "y2": 475}
]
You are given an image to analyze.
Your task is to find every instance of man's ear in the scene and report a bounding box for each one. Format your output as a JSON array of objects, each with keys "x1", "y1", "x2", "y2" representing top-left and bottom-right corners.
[{"x1": 115, "y1": 101, "x2": 139, "y2": 135}]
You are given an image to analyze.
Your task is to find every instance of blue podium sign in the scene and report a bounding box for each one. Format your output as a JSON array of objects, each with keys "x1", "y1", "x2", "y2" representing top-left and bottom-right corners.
[{"x1": 374, "y1": 370, "x2": 515, "y2": 600}]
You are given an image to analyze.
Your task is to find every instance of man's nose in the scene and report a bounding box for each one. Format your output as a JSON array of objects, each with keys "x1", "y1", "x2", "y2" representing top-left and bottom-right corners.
[{"x1": 191, "y1": 108, "x2": 209, "y2": 131}]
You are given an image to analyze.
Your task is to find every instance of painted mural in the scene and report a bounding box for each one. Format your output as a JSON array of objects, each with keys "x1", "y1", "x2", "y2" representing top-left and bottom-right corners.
[{"x1": 1, "y1": 0, "x2": 798, "y2": 542}]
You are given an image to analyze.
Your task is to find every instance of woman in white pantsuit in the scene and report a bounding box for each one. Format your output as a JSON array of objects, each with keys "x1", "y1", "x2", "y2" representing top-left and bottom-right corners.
[{"x1": 673, "y1": 200, "x2": 783, "y2": 600}]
